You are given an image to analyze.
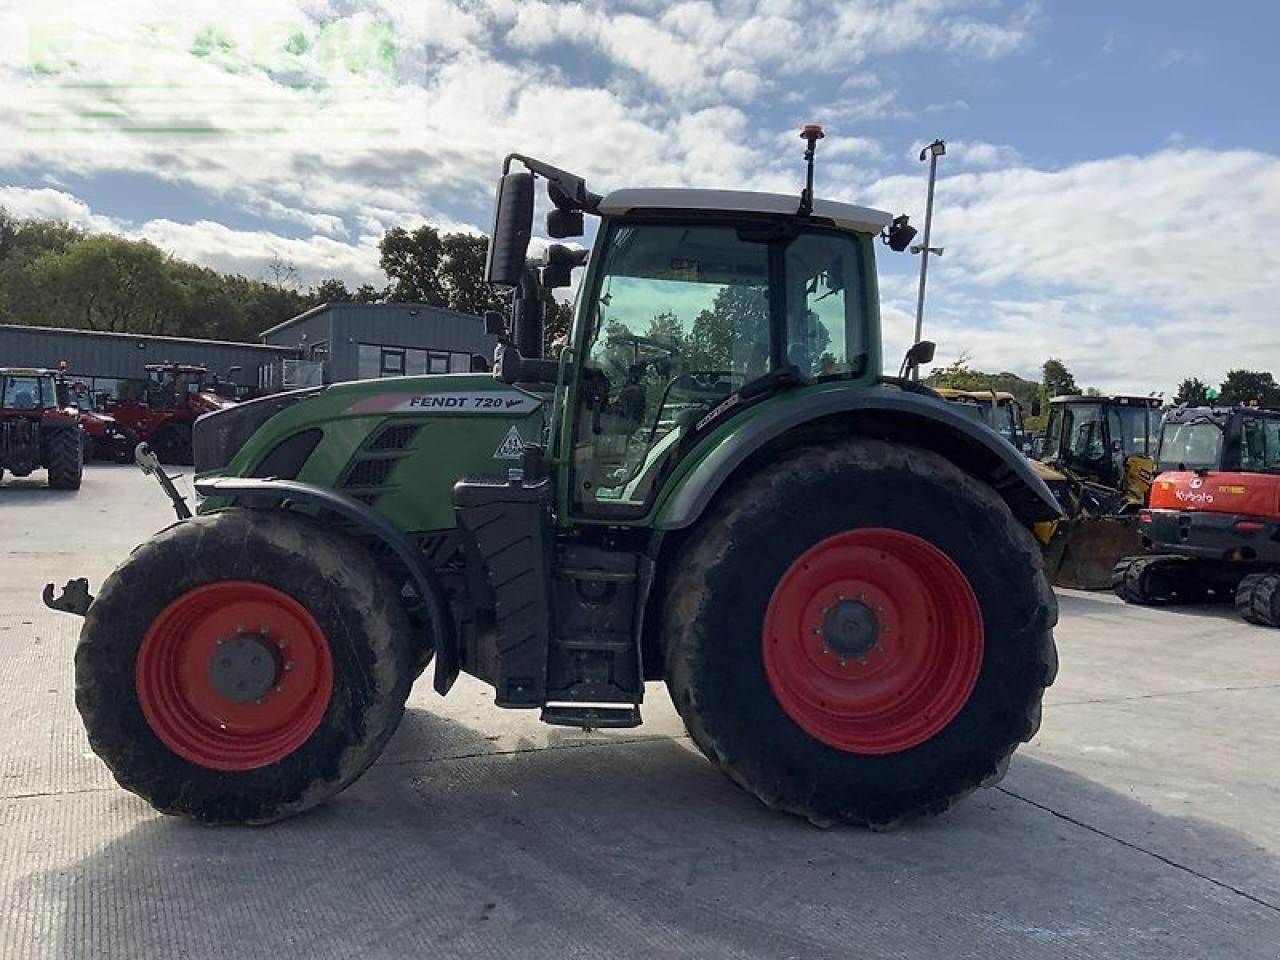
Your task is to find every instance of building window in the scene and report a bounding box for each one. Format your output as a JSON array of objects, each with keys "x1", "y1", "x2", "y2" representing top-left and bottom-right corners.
[{"x1": 357, "y1": 343, "x2": 483, "y2": 379}]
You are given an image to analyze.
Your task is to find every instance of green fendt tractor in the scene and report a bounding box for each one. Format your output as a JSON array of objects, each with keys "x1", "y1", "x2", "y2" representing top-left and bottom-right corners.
[{"x1": 49, "y1": 128, "x2": 1060, "y2": 827}]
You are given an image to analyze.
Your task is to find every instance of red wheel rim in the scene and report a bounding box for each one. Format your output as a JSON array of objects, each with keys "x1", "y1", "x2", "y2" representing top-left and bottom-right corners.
[
  {"x1": 136, "y1": 581, "x2": 333, "y2": 771},
  {"x1": 762, "y1": 529, "x2": 983, "y2": 755}
]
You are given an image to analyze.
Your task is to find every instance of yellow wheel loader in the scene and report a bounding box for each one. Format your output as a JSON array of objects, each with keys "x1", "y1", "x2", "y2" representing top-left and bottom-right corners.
[{"x1": 1035, "y1": 394, "x2": 1162, "y2": 589}]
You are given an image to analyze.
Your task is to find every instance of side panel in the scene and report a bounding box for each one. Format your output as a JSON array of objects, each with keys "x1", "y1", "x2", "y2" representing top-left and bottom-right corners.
[
  {"x1": 652, "y1": 384, "x2": 1063, "y2": 530},
  {"x1": 203, "y1": 374, "x2": 547, "y2": 533},
  {"x1": 1149, "y1": 471, "x2": 1280, "y2": 518}
]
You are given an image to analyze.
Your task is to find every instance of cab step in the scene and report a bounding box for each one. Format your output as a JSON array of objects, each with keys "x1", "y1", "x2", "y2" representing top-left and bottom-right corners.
[{"x1": 540, "y1": 704, "x2": 642, "y2": 729}]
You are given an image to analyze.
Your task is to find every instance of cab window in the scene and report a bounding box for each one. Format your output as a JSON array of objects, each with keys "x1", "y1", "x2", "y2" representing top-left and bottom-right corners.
[
  {"x1": 1241, "y1": 417, "x2": 1280, "y2": 472},
  {"x1": 571, "y1": 221, "x2": 870, "y2": 515}
]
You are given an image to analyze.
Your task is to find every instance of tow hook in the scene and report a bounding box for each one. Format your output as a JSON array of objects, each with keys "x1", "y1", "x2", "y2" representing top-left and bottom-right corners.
[
  {"x1": 136, "y1": 442, "x2": 192, "y2": 520},
  {"x1": 43, "y1": 578, "x2": 94, "y2": 617}
]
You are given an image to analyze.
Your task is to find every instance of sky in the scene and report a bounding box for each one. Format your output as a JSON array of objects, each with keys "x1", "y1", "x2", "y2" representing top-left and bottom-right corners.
[{"x1": 0, "y1": 0, "x2": 1277, "y2": 394}]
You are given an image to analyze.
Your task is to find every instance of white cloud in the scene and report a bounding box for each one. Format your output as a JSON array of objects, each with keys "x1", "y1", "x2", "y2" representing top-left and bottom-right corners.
[
  {"x1": 870, "y1": 148, "x2": 1280, "y2": 393},
  {"x1": 0, "y1": 186, "x2": 123, "y2": 233}
]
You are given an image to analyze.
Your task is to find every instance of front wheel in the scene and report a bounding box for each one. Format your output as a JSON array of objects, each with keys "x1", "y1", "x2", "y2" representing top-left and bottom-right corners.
[
  {"x1": 663, "y1": 438, "x2": 1058, "y2": 828},
  {"x1": 76, "y1": 509, "x2": 414, "y2": 824}
]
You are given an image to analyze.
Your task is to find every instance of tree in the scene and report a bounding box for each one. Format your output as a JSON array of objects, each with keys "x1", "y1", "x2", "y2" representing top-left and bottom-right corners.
[
  {"x1": 1219, "y1": 369, "x2": 1280, "y2": 407},
  {"x1": 438, "y1": 232, "x2": 509, "y2": 317},
  {"x1": 379, "y1": 225, "x2": 446, "y2": 304},
  {"x1": 685, "y1": 285, "x2": 768, "y2": 372},
  {"x1": 310, "y1": 278, "x2": 354, "y2": 303},
  {"x1": 29, "y1": 235, "x2": 182, "y2": 333},
  {"x1": 1175, "y1": 377, "x2": 1211, "y2": 405},
  {"x1": 1042, "y1": 358, "x2": 1079, "y2": 398}
]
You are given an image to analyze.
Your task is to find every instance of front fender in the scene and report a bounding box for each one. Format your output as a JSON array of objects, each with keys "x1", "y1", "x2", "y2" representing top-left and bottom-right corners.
[
  {"x1": 194, "y1": 476, "x2": 459, "y2": 695},
  {"x1": 655, "y1": 386, "x2": 1063, "y2": 530}
]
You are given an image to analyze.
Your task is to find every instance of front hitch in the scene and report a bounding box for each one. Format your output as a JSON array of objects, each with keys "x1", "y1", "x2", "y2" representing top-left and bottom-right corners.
[
  {"x1": 43, "y1": 578, "x2": 94, "y2": 616},
  {"x1": 137, "y1": 442, "x2": 192, "y2": 520}
]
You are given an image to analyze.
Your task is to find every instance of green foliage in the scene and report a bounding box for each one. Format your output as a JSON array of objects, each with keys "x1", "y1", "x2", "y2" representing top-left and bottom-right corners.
[
  {"x1": 926, "y1": 356, "x2": 1042, "y2": 410},
  {"x1": 1219, "y1": 369, "x2": 1280, "y2": 407},
  {"x1": 1041, "y1": 358, "x2": 1079, "y2": 398},
  {"x1": 1175, "y1": 376, "x2": 1211, "y2": 405}
]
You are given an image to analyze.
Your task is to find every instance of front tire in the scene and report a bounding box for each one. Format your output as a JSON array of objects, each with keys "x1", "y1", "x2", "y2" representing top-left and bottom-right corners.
[
  {"x1": 663, "y1": 438, "x2": 1057, "y2": 828},
  {"x1": 152, "y1": 422, "x2": 193, "y2": 465},
  {"x1": 1236, "y1": 572, "x2": 1280, "y2": 627},
  {"x1": 76, "y1": 509, "x2": 414, "y2": 824}
]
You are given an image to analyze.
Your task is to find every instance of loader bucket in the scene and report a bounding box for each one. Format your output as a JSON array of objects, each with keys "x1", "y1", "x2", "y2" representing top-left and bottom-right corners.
[{"x1": 1049, "y1": 514, "x2": 1146, "y2": 590}]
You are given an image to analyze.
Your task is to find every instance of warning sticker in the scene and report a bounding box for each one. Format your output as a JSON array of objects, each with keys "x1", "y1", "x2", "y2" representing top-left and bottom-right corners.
[{"x1": 494, "y1": 426, "x2": 526, "y2": 460}]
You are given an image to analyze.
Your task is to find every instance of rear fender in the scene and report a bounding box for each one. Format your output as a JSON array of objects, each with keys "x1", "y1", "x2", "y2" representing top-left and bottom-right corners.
[
  {"x1": 194, "y1": 476, "x2": 460, "y2": 694},
  {"x1": 654, "y1": 387, "x2": 1063, "y2": 530}
]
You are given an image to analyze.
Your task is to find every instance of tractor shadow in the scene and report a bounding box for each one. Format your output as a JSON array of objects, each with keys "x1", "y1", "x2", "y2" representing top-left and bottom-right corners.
[
  {"x1": 1056, "y1": 587, "x2": 1255, "y2": 626},
  {"x1": 17, "y1": 708, "x2": 1280, "y2": 960}
]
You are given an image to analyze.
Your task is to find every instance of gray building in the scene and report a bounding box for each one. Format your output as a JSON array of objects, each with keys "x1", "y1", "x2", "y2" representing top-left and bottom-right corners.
[
  {"x1": 260, "y1": 303, "x2": 497, "y2": 386},
  {"x1": 0, "y1": 323, "x2": 297, "y2": 398}
]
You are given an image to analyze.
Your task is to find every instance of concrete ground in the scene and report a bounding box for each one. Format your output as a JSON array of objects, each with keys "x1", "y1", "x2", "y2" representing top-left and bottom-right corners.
[{"x1": 2, "y1": 464, "x2": 1280, "y2": 959}]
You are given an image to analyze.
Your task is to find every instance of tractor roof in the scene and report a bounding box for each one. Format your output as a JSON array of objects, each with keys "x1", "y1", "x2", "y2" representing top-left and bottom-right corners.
[
  {"x1": 1049, "y1": 394, "x2": 1162, "y2": 407},
  {"x1": 1164, "y1": 404, "x2": 1280, "y2": 425},
  {"x1": 935, "y1": 388, "x2": 1018, "y2": 403},
  {"x1": 597, "y1": 189, "x2": 893, "y2": 235},
  {"x1": 0, "y1": 367, "x2": 54, "y2": 376}
]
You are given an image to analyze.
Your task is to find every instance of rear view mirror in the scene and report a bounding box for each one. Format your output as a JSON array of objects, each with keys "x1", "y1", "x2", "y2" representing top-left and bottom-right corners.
[
  {"x1": 485, "y1": 171, "x2": 535, "y2": 288},
  {"x1": 908, "y1": 340, "x2": 936, "y2": 365}
]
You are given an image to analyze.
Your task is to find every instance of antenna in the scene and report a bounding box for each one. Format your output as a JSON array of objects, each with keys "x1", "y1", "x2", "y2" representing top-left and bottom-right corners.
[{"x1": 798, "y1": 124, "x2": 825, "y2": 216}]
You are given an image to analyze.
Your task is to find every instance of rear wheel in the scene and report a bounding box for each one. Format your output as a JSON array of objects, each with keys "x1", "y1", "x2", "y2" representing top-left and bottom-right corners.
[
  {"x1": 1236, "y1": 572, "x2": 1280, "y2": 627},
  {"x1": 46, "y1": 428, "x2": 83, "y2": 490},
  {"x1": 663, "y1": 438, "x2": 1057, "y2": 828},
  {"x1": 152, "y1": 422, "x2": 193, "y2": 465},
  {"x1": 76, "y1": 509, "x2": 414, "y2": 824}
]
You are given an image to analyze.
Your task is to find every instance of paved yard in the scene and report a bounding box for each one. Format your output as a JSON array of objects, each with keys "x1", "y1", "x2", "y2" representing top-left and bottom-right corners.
[{"x1": 2, "y1": 464, "x2": 1279, "y2": 958}]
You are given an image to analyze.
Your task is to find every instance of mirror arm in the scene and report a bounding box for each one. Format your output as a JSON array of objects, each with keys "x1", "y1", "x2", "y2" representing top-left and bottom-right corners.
[{"x1": 504, "y1": 153, "x2": 602, "y2": 212}]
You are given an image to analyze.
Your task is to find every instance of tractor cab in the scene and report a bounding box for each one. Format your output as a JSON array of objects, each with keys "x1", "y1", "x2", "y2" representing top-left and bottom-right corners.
[
  {"x1": 935, "y1": 388, "x2": 1029, "y2": 452},
  {"x1": 483, "y1": 141, "x2": 913, "y2": 523},
  {"x1": 1041, "y1": 394, "x2": 1163, "y2": 495},
  {"x1": 143, "y1": 363, "x2": 210, "y2": 409}
]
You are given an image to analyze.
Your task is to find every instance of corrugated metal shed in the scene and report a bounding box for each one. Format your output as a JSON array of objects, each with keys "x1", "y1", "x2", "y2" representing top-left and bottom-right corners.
[
  {"x1": 261, "y1": 303, "x2": 497, "y2": 382},
  {"x1": 0, "y1": 323, "x2": 297, "y2": 391}
]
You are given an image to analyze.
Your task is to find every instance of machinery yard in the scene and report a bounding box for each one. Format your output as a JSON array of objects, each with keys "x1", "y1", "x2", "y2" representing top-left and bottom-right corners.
[{"x1": 3, "y1": 465, "x2": 1280, "y2": 959}]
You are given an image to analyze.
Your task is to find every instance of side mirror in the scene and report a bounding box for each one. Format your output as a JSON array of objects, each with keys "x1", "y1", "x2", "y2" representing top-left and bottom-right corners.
[
  {"x1": 882, "y1": 214, "x2": 917, "y2": 253},
  {"x1": 547, "y1": 207, "x2": 584, "y2": 239},
  {"x1": 908, "y1": 340, "x2": 936, "y2": 365},
  {"x1": 1030, "y1": 398, "x2": 1042, "y2": 418},
  {"x1": 484, "y1": 171, "x2": 535, "y2": 288}
]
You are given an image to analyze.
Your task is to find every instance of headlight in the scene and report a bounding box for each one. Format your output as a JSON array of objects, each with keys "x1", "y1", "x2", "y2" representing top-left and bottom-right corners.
[{"x1": 192, "y1": 387, "x2": 322, "y2": 473}]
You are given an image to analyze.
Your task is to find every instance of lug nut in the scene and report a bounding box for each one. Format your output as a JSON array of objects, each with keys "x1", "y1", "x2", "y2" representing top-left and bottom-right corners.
[
  {"x1": 276, "y1": 638, "x2": 289, "y2": 648},
  {"x1": 837, "y1": 658, "x2": 847, "y2": 667},
  {"x1": 274, "y1": 685, "x2": 285, "y2": 693},
  {"x1": 283, "y1": 661, "x2": 294, "y2": 671},
  {"x1": 254, "y1": 697, "x2": 264, "y2": 705}
]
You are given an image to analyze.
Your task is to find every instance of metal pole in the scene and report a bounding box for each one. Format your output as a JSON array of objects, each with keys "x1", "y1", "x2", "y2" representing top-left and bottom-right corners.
[{"x1": 911, "y1": 147, "x2": 941, "y2": 379}]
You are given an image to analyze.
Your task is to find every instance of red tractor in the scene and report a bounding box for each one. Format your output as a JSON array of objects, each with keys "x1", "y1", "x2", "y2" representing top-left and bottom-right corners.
[
  {"x1": 0, "y1": 367, "x2": 84, "y2": 489},
  {"x1": 1113, "y1": 403, "x2": 1280, "y2": 626},
  {"x1": 62, "y1": 380, "x2": 136, "y2": 463},
  {"x1": 109, "y1": 363, "x2": 236, "y2": 465}
]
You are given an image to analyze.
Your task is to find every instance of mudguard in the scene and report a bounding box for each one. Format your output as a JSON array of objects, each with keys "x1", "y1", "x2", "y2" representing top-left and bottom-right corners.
[
  {"x1": 656, "y1": 386, "x2": 1063, "y2": 530},
  {"x1": 194, "y1": 476, "x2": 459, "y2": 694}
]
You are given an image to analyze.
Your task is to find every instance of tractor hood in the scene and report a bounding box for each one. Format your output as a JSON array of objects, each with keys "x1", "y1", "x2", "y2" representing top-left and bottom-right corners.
[{"x1": 196, "y1": 374, "x2": 548, "y2": 534}]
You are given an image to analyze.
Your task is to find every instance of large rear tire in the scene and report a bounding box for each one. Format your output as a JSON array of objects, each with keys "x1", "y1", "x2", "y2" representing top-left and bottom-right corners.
[
  {"x1": 663, "y1": 438, "x2": 1057, "y2": 828},
  {"x1": 1236, "y1": 572, "x2": 1280, "y2": 627},
  {"x1": 152, "y1": 422, "x2": 193, "y2": 465},
  {"x1": 46, "y1": 428, "x2": 83, "y2": 490},
  {"x1": 75, "y1": 509, "x2": 414, "y2": 824}
]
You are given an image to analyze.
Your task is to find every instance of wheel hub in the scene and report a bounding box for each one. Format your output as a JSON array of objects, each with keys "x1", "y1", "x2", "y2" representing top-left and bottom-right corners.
[
  {"x1": 208, "y1": 634, "x2": 279, "y2": 703},
  {"x1": 820, "y1": 599, "x2": 880, "y2": 658}
]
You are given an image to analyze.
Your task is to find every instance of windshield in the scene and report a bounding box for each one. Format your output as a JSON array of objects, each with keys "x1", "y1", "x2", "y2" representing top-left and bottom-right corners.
[
  {"x1": 1158, "y1": 422, "x2": 1223, "y2": 471},
  {"x1": 1, "y1": 375, "x2": 55, "y2": 410},
  {"x1": 1108, "y1": 405, "x2": 1161, "y2": 457},
  {"x1": 573, "y1": 221, "x2": 869, "y2": 514}
]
